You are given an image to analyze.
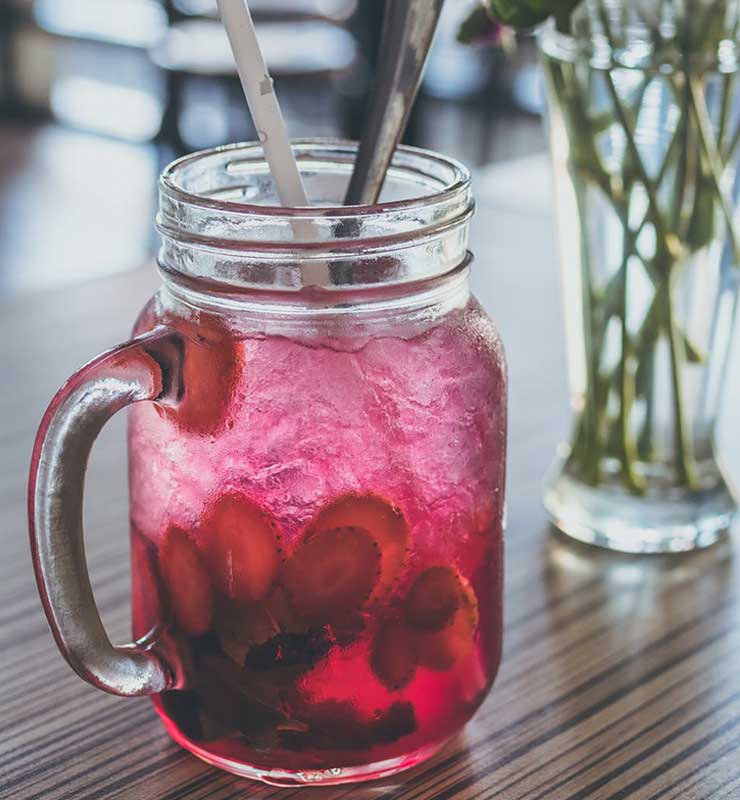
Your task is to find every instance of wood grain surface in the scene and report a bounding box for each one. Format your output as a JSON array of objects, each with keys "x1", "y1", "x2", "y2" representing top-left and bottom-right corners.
[{"x1": 2, "y1": 157, "x2": 739, "y2": 799}]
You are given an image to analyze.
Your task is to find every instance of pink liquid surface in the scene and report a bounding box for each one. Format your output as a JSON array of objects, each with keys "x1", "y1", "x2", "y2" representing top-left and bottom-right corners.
[{"x1": 128, "y1": 296, "x2": 506, "y2": 783}]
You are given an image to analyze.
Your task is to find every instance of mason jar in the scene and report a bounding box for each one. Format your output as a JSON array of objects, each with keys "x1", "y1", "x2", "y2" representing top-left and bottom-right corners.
[{"x1": 29, "y1": 141, "x2": 507, "y2": 786}]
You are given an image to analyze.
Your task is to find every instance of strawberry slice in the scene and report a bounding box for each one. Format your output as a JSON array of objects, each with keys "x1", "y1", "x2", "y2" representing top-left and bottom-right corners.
[
  {"x1": 403, "y1": 566, "x2": 465, "y2": 632},
  {"x1": 415, "y1": 572, "x2": 479, "y2": 671},
  {"x1": 282, "y1": 526, "x2": 380, "y2": 624},
  {"x1": 160, "y1": 526, "x2": 214, "y2": 636},
  {"x1": 306, "y1": 494, "x2": 409, "y2": 601},
  {"x1": 130, "y1": 528, "x2": 164, "y2": 640},
  {"x1": 370, "y1": 619, "x2": 418, "y2": 691},
  {"x1": 199, "y1": 493, "x2": 282, "y2": 603},
  {"x1": 172, "y1": 316, "x2": 240, "y2": 434}
]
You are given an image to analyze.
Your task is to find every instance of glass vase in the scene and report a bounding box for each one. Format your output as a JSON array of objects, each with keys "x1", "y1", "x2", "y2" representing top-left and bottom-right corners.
[{"x1": 541, "y1": 0, "x2": 740, "y2": 552}]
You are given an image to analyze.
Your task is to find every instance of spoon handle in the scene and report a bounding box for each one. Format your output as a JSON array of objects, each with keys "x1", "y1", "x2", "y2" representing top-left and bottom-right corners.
[{"x1": 344, "y1": 0, "x2": 445, "y2": 206}]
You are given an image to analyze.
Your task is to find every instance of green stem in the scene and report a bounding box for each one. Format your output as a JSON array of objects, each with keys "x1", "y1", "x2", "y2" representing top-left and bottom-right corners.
[
  {"x1": 601, "y1": 68, "x2": 682, "y2": 266},
  {"x1": 670, "y1": 77, "x2": 691, "y2": 234},
  {"x1": 723, "y1": 117, "x2": 740, "y2": 163},
  {"x1": 687, "y1": 74, "x2": 740, "y2": 266},
  {"x1": 571, "y1": 180, "x2": 603, "y2": 485},
  {"x1": 665, "y1": 274, "x2": 698, "y2": 487},
  {"x1": 598, "y1": 90, "x2": 695, "y2": 486},
  {"x1": 612, "y1": 3, "x2": 708, "y2": 488},
  {"x1": 717, "y1": 14, "x2": 739, "y2": 156},
  {"x1": 617, "y1": 211, "x2": 646, "y2": 493},
  {"x1": 592, "y1": 3, "x2": 700, "y2": 489},
  {"x1": 601, "y1": 95, "x2": 687, "y2": 306},
  {"x1": 718, "y1": 73, "x2": 734, "y2": 155},
  {"x1": 637, "y1": 349, "x2": 656, "y2": 460}
]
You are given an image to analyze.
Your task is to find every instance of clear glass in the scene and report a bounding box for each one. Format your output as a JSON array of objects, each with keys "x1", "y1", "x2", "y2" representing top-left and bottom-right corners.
[
  {"x1": 128, "y1": 141, "x2": 507, "y2": 786},
  {"x1": 541, "y1": 1, "x2": 740, "y2": 553}
]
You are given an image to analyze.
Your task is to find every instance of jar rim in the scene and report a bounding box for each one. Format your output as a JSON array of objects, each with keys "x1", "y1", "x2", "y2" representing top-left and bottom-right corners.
[
  {"x1": 156, "y1": 139, "x2": 475, "y2": 294},
  {"x1": 160, "y1": 138, "x2": 471, "y2": 219}
]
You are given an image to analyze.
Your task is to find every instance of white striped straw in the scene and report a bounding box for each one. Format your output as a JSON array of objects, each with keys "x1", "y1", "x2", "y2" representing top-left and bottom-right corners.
[{"x1": 216, "y1": 0, "x2": 330, "y2": 287}]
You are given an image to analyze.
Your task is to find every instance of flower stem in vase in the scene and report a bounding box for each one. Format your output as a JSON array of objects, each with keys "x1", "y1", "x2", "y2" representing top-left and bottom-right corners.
[{"x1": 534, "y1": 0, "x2": 740, "y2": 549}]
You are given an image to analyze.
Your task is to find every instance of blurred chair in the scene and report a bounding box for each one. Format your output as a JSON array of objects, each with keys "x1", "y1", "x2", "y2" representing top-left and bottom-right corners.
[
  {"x1": 3, "y1": 0, "x2": 373, "y2": 151},
  {"x1": 7, "y1": 0, "x2": 168, "y2": 140},
  {"x1": 152, "y1": 1, "x2": 364, "y2": 156}
]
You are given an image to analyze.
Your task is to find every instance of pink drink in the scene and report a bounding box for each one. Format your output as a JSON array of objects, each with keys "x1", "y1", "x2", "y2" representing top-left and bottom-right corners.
[
  {"x1": 128, "y1": 294, "x2": 506, "y2": 784},
  {"x1": 26, "y1": 143, "x2": 508, "y2": 787}
]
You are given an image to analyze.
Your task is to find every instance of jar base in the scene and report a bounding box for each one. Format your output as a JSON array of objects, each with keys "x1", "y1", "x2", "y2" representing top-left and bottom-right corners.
[
  {"x1": 159, "y1": 712, "x2": 452, "y2": 787},
  {"x1": 544, "y1": 461, "x2": 737, "y2": 554}
]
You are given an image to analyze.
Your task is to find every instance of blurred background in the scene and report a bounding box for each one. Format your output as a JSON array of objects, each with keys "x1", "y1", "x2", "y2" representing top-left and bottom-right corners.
[{"x1": 0, "y1": 0, "x2": 546, "y2": 294}]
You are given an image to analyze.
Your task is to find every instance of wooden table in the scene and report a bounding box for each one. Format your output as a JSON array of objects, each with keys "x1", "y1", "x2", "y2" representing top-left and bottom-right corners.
[{"x1": 2, "y1": 157, "x2": 739, "y2": 799}]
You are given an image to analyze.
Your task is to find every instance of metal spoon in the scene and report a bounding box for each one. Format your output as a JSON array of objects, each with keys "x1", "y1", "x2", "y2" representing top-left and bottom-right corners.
[{"x1": 344, "y1": 0, "x2": 445, "y2": 206}]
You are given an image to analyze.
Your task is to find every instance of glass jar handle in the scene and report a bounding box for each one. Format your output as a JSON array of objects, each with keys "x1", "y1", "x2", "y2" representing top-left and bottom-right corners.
[{"x1": 28, "y1": 329, "x2": 175, "y2": 697}]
